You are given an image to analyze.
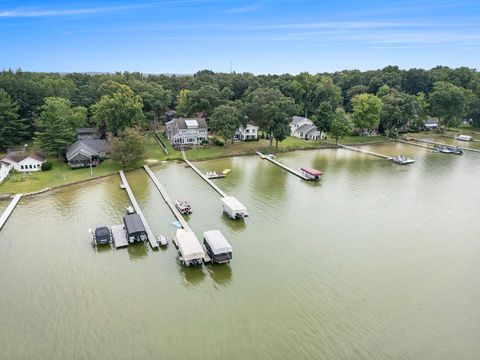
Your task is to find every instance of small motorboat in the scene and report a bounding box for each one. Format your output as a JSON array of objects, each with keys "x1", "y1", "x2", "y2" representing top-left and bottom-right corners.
[
  {"x1": 455, "y1": 134, "x2": 472, "y2": 142},
  {"x1": 175, "y1": 199, "x2": 192, "y2": 215},
  {"x1": 90, "y1": 226, "x2": 112, "y2": 247},
  {"x1": 265, "y1": 154, "x2": 276, "y2": 159},
  {"x1": 206, "y1": 171, "x2": 226, "y2": 179},
  {"x1": 157, "y1": 234, "x2": 168, "y2": 246},
  {"x1": 126, "y1": 205, "x2": 135, "y2": 214},
  {"x1": 433, "y1": 145, "x2": 463, "y2": 155},
  {"x1": 392, "y1": 155, "x2": 415, "y2": 165},
  {"x1": 222, "y1": 169, "x2": 231, "y2": 175}
]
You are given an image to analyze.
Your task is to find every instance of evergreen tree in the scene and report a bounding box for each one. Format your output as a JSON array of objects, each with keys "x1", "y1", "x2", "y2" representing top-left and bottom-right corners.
[{"x1": 0, "y1": 88, "x2": 29, "y2": 149}]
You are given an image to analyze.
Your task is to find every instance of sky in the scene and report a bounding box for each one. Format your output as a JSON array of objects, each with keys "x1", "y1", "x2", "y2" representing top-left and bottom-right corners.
[{"x1": 0, "y1": 0, "x2": 479, "y2": 74}]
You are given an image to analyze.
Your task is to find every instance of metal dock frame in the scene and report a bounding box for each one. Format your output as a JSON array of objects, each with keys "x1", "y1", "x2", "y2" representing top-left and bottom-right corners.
[
  {"x1": 256, "y1": 152, "x2": 310, "y2": 180},
  {"x1": 0, "y1": 194, "x2": 22, "y2": 231},
  {"x1": 119, "y1": 171, "x2": 159, "y2": 249}
]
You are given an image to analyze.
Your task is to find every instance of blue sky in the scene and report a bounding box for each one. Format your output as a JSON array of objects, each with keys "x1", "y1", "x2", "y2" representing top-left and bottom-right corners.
[{"x1": 0, "y1": 0, "x2": 479, "y2": 74}]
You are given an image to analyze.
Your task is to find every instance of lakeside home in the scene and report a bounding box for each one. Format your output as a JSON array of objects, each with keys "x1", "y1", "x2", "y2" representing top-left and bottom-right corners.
[
  {"x1": 0, "y1": 161, "x2": 12, "y2": 183},
  {"x1": 166, "y1": 117, "x2": 208, "y2": 147},
  {"x1": 290, "y1": 116, "x2": 325, "y2": 140},
  {"x1": 75, "y1": 127, "x2": 100, "y2": 140},
  {"x1": 66, "y1": 139, "x2": 109, "y2": 168},
  {"x1": 1, "y1": 152, "x2": 46, "y2": 172},
  {"x1": 235, "y1": 124, "x2": 259, "y2": 141}
]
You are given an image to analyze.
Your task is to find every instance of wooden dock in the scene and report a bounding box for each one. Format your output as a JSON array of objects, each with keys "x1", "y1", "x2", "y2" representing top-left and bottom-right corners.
[
  {"x1": 0, "y1": 194, "x2": 22, "y2": 231},
  {"x1": 335, "y1": 144, "x2": 392, "y2": 159},
  {"x1": 111, "y1": 224, "x2": 129, "y2": 249},
  {"x1": 395, "y1": 138, "x2": 434, "y2": 150},
  {"x1": 143, "y1": 165, "x2": 192, "y2": 232},
  {"x1": 256, "y1": 152, "x2": 310, "y2": 180},
  {"x1": 182, "y1": 150, "x2": 227, "y2": 197},
  {"x1": 406, "y1": 137, "x2": 480, "y2": 153},
  {"x1": 118, "y1": 171, "x2": 159, "y2": 249}
]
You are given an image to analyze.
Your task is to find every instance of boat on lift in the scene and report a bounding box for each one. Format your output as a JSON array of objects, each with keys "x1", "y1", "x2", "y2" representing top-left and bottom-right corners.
[
  {"x1": 392, "y1": 155, "x2": 415, "y2": 165},
  {"x1": 300, "y1": 167, "x2": 323, "y2": 180},
  {"x1": 206, "y1": 171, "x2": 226, "y2": 179},
  {"x1": 433, "y1": 145, "x2": 463, "y2": 155},
  {"x1": 90, "y1": 226, "x2": 112, "y2": 247}
]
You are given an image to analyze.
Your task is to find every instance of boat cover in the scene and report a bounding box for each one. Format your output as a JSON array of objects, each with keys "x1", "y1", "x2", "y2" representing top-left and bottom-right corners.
[
  {"x1": 301, "y1": 167, "x2": 323, "y2": 176},
  {"x1": 175, "y1": 229, "x2": 205, "y2": 261},
  {"x1": 221, "y1": 196, "x2": 247, "y2": 212},
  {"x1": 123, "y1": 213, "x2": 146, "y2": 237},
  {"x1": 203, "y1": 230, "x2": 233, "y2": 255}
]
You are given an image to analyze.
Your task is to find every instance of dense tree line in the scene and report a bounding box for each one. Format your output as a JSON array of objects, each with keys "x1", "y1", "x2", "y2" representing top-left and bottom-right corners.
[{"x1": 1, "y1": 66, "x2": 479, "y2": 153}]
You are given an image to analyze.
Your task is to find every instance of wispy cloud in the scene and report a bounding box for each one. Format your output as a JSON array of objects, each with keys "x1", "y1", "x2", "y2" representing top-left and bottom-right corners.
[
  {"x1": 0, "y1": 4, "x2": 146, "y2": 17},
  {"x1": 226, "y1": 3, "x2": 264, "y2": 14}
]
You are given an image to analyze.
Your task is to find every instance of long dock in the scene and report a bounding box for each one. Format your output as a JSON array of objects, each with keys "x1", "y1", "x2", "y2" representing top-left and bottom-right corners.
[
  {"x1": 182, "y1": 150, "x2": 227, "y2": 197},
  {"x1": 256, "y1": 152, "x2": 310, "y2": 180},
  {"x1": 395, "y1": 138, "x2": 434, "y2": 150},
  {"x1": 0, "y1": 194, "x2": 22, "y2": 231},
  {"x1": 143, "y1": 166, "x2": 211, "y2": 263},
  {"x1": 143, "y1": 165, "x2": 191, "y2": 232},
  {"x1": 119, "y1": 171, "x2": 158, "y2": 249},
  {"x1": 406, "y1": 137, "x2": 480, "y2": 153},
  {"x1": 335, "y1": 143, "x2": 392, "y2": 159}
]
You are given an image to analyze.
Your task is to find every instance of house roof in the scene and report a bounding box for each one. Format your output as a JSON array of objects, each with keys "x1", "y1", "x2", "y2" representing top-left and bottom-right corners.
[
  {"x1": 2, "y1": 151, "x2": 46, "y2": 164},
  {"x1": 66, "y1": 139, "x2": 109, "y2": 160},
  {"x1": 292, "y1": 116, "x2": 312, "y2": 125},
  {"x1": 75, "y1": 127, "x2": 99, "y2": 134},
  {"x1": 296, "y1": 124, "x2": 318, "y2": 134},
  {"x1": 165, "y1": 110, "x2": 176, "y2": 116},
  {"x1": 169, "y1": 117, "x2": 207, "y2": 130}
]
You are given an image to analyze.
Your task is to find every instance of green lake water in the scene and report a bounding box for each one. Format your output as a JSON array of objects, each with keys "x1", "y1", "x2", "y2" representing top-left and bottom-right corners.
[{"x1": 1, "y1": 143, "x2": 479, "y2": 360}]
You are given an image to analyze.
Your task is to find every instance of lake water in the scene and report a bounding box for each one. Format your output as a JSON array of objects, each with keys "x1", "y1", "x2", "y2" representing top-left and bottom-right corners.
[{"x1": 1, "y1": 143, "x2": 479, "y2": 360}]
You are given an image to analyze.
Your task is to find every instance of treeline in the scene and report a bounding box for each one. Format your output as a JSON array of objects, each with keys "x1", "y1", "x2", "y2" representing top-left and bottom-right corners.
[{"x1": 1, "y1": 66, "x2": 479, "y2": 153}]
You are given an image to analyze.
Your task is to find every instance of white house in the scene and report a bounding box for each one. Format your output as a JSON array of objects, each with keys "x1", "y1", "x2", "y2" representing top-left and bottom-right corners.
[
  {"x1": 1, "y1": 152, "x2": 46, "y2": 172},
  {"x1": 290, "y1": 116, "x2": 325, "y2": 140},
  {"x1": 235, "y1": 124, "x2": 259, "y2": 141},
  {"x1": 166, "y1": 118, "x2": 208, "y2": 146},
  {"x1": 0, "y1": 161, "x2": 12, "y2": 183},
  {"x1": 424, "y1": 118, "x2": 439, "y2": 130}
]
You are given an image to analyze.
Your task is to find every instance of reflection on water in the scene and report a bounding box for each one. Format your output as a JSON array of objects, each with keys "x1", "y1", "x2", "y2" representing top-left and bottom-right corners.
[{"x1": 1, "y1": 143, "x2": 480, "y2": 360}]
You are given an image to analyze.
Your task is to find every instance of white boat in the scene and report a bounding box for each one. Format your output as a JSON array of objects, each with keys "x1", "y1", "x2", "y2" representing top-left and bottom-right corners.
[
  {"x1": 265, "y1": 154, "x2": 276, "y2": 159},
  {"x1": 206, "y1": 171, "x2": 226, "y2": 179},
  {"x1": 392, "y1": 155, "x2": 415, "y2": 165},
  {"x1": 433, "y1": 145, "x2": 463, "y2": 155},
  {"x1": 175, "y1": 199, "x2": 192, "y2": 215},
  {"x1": 126, "y1": 205, "x2": 135, "y2": 214},
  {"x1": 157, "y1": 234, "x2": 168, "y2": 246},
  {"x1": 455, "y1": 134, "x2": 472, "y2": 141}
]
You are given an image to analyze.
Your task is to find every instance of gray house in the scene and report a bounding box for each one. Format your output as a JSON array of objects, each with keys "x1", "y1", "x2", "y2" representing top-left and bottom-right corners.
[
  {"x1": 66, "y1": 139, "x2": 109, "y2": 168},
  {"x1": 166, "y1": 118, "x2": 208, "y2": 146}
]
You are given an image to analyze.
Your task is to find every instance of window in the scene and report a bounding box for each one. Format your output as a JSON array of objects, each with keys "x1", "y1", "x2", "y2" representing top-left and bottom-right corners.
[
  {"x1": 29, "y1": 165, "x2": 33, "y2": 169},
  {"x1": 21, "y1": 165, "x2": 24, "y2": 170}
]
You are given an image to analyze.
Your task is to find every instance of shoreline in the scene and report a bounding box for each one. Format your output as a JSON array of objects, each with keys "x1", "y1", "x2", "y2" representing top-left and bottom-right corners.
[{"x1": 0, "y1": 139, "x2": 392, "y2": 201}]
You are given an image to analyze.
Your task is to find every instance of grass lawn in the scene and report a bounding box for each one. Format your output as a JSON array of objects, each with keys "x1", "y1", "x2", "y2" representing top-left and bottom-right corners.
[
  {"x1": 0, "y1": 158, "x2": 123, "y2": 195},
  {"x1": 339, "y1": 135, "x2": 388, "y2": 145}
]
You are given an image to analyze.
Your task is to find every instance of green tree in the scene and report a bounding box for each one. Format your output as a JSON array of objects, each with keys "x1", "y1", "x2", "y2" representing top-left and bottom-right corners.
[
  {"x1": 209, "y1": 105, "x2": 243, "y2": 143},
  {"x1": 0, "y1": 88, "x2": 29, "y2": 149},
  {"x1": 314, "y1": 102, "x2": 336, "y2": 132},
  {"x1": 245, "y1": 88, "x2": 297, "y2": 152},
  {"x1": 186, "y1": 84, "x2": 222, "y2": 116},
  {"x1": 378, "y1": 86, "x2": 421, "y2": 134},
  {"x1": 352, "y1": 93, "x2": 383, "y2": 132},
  {"x1": 34, "y1": 97, "x2": 87, "y2": 157},
  {"x1": 329, "y1": 109, "x2": 353, "y2": 144},
  {"x1": 97, "y1": 80, "x2": 133, "y2": 97},
  {"x1": 176, "y1": 89, "x2": 190, "y2": 117},
  {"x1": 109, "y1": 127, "x2": 146, "y2": 169},
  {"x1": 429, "y1": 81, "x2": 467, "y2": 129},
  {"x1": 92, "y1": 91, "x2": 144, "y2": 135}
]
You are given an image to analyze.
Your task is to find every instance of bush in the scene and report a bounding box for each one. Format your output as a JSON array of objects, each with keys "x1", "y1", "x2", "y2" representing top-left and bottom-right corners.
[
  {"x1": 41, "y1": 162, "x2": 53, "y2": 171},
  {"x1": 209, "y1": 136, "x2": 224, "y2": 146},
  {"x1": 201, "y1": 139, "x2": 209, "y2": 145}
]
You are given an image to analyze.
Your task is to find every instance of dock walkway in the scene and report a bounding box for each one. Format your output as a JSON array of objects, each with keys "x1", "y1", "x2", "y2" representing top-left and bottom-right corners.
[
  {"x1": 143, "y1": 165, "x2": 191, "y2": 232},
  {"x1": 111, "y1": 224, "x2": 129, "y2": 249},
  {"x1": 335, "y1": 143, "x2": 392, "y2": 159},
  {"x1": 256, "y1": 152, "x2": 310, "y2": 180},
  {"x1": 0, "y1": 194, "x2": 22, "y2": 231},
  {"x1": 406, "y1": 137, "x2": 480, "y2": 153},
  {"x1": 119, "y1": 171, "x2": 158, "y2": 249},
  {"x1": 182, "y1": 150, "x2": 227, "y2": 197}
]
